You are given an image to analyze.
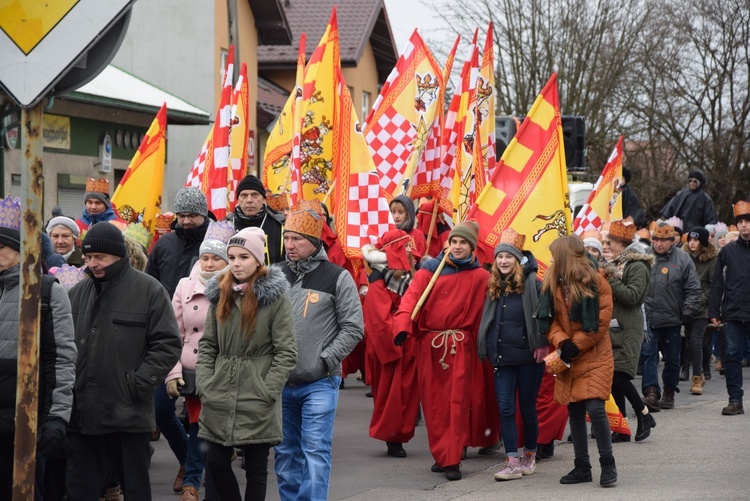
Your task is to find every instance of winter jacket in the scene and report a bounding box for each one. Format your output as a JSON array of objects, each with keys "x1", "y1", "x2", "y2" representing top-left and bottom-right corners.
[
  {"x1": 644, "y1": 245, "x2": 701, "y2": 328},
  {"x1": 709, "y1": 237, "x2": 750, "y2": 322},
  {"x1": 233, "y1": 205, "x2": 286, "y2": 265},
  {"x1": 147, "y1": 218, "x2": 211, "y2": 298},
  {"x1": 620, "y1": 184, "x2": 647, "y2": 229},
  {"x1": 64, "y1": 246, "x2": 85, "y2": 267},
  {"x1": 280, "y1": 247, "x2": 364, "y2": 385},
  {"x1": 687, "y1": 243, "x2": 718, "y2": 319},
  {"x1": 607, "y1": 244, "x2": 653, "y2": 378},
  {"x1": 660, "y1": 177, "x2": 718, "y2": 232},
  {"x1": 545, "y1": 272, "x2": 614, "y2": 404},
  {"x1": 167, "y1": 261, "x2": 213, "y2": 383},
  {"x1": 67, "y1": 258, "x2": 181, "y2": 434},
  {"x1": 74, "y1": 206, "x2": 123, "y2": 237},
  {"x1": 478, "y1": 251, "x2": 546, "y2": 367},
  {"x1": 197, "y1": 266, "x2": 297, "y2": 446},
  {"x1": 0, "y1": 267, "x2": 77, "y2": 434}
]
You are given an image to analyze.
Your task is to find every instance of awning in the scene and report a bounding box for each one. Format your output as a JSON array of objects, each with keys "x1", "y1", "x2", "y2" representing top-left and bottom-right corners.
[{"x1": 65, "y1": 65, "x2": 211, "y2": 125}]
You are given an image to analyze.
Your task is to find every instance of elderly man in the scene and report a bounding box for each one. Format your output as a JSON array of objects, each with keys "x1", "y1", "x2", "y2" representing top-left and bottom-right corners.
[
  {"x1": 709, "y1": 201, "x2": 750, "y2": 416},
  {"x1": 640, "y1": 222, "x2": 701, "y2": 411},
  {"x1": 233, "y1": 175, "x2": 285, "y2": 265},
  {"x1": 46, "y1": 216, "x2": 85, "y2": 267},
  {"x1": 274, "y1": 205, "x2": 363, "y2": 501},
  {"x1": 66, "y1": 223, "x2": 181, "y2": 500}
]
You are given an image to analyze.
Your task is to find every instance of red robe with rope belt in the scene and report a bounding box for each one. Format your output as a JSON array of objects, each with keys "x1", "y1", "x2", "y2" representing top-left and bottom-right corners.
[
  {"x1": 393, "y1": 255, "x2": 489, "y2": 468},
  {"x1": 364, "y1": 277, "x2": 419, "y2": 444}
]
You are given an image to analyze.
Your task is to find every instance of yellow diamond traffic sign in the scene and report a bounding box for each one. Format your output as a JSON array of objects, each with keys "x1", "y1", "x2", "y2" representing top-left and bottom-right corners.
[{"x1": 0, "y1": 0, "x2": 79, "y2": 55}]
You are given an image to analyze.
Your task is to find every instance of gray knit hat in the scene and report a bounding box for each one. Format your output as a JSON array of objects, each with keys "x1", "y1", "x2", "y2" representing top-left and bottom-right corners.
[
  {"x1": 200, "y1": 239, "x2": 228, "y2": 263},
  {"x1": 174, "y1": 187, "x2": 208, "y2": 216}
]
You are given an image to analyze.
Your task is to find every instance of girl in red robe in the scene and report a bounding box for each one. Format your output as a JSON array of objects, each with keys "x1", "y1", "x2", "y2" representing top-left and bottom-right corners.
[
  {"x1": 393, "y1": 221, "x2": 489, "y2": 481},
  {"x1": 390, "y1": 195, "x2": 427, "y2": 260},
  {"x1": 362, "y1": 230, "x2": 420, "y2": 458}
]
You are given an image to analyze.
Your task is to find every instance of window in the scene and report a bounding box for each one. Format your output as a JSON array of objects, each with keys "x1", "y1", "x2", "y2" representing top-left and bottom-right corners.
[{"x1": 361, "y1": 91, "x2": 371, "y2": 121}]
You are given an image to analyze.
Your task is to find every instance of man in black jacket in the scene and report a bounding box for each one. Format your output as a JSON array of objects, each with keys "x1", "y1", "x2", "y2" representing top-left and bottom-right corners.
[
  {"x1": 233, "y1": 175, "x2": 286, "y2": 265},
  {"x1": 709, "y1": 200, "x2": 750, "y2": 416},
  {"x1": 620, "y1": 168, "x2": 647, "y2": 229},
  {"x1": 66, "y1": 223, "x2": 181, "y2": 500},
  {"x1": 660, "y1": 169, "x2": 718, "y2": 233}
]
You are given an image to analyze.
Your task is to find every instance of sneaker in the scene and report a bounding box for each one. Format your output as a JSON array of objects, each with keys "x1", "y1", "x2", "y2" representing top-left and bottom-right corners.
[
  {"x1": 494, "y1": 457, "x2": 522, "y2": 481},
  {"x1": 445, "y1": 465, "x2": 462, "y2": 481},
  {"x1": 519, "y1": 451, "x2": 537, "y2": 475},
  {"x1": 690, "y1": 375, "x2": 703, "y2": 395},
  {"x1": 722, "y1": 401, "x2": 745, "y2": 415}
]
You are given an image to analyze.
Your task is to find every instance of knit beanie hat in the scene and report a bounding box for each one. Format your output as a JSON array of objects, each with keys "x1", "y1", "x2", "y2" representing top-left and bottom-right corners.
[
  {"x1": 46, "y1": 216, "x2": 80, "y2": 239},
  {"x1": 714, "y1": 222, "x2": 729, "y2": 241},
  {"x1": 0, "y1": 196, "x2": 21, "y2": 252},
  {"x1": 687, "y1": 227, "x2": 709, "y2": 247},
  {"x1": 227, "y1": 227, "x2": 266, "y2": 265},
  {"x1": 174, "y1": 187, "x2": 208, "y2": 216},
  {"x1": 494, "y1": 228, "x2": 525, "y2": 262},
  {"x1": 583, "y1": 238, "x2": 604, "y2": 256},
  {"x1": 81, "y1": 222, "x2": 127, "y2": 258},
  {"x1": 200, "y1": 239, "x2": 228, "y2": 263},
  {"x1": 236, "y1": 175, "x2": 266, "y2": 199},
  {"x1": 449, "y1": 220, "x2": 479, "y2": 250}
]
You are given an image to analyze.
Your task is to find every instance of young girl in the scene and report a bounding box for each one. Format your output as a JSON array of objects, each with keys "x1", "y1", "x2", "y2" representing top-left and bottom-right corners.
[
  {"x1": 536, "y1": 235, "x2": 616, "y2": 487},
  {"x1": 390, "y1": 196, "x2": 427, "y2": 259},
  {"x1": 478, "y1": 229, "x2": 548, "y2": 481},
  {"x1": 198, "y1": 227, "x2": 297, "y2": 501}
]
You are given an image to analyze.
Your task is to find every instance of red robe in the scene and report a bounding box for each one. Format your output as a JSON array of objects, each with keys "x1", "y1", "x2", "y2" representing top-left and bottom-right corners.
[
  {"x1": 466, "y1": 358, "x2": 500, "y2": 448},
  {"x1": 407, "y1": 228, "x2": 427, "y2": 261},
  {"x1": 393, "y1": 257, "x2": 489, "y2": 467},
  {"x1": 364, "y1": 278, "x2": 419, "y2": 443}
]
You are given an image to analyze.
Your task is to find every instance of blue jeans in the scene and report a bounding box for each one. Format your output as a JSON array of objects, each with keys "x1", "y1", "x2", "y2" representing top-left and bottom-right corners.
[
  {"x1": 641, "y1": 325, "x2": 682, "y2": 394},
  {"x1": 494, "y1": 363, "x2": 544, "y2": 456},
  {"x1": 275, "y1": 376, "x2": 340, "y2": 501},
  {"x1": 723, "y1": 321, "x2": 750, "y2": 403}
]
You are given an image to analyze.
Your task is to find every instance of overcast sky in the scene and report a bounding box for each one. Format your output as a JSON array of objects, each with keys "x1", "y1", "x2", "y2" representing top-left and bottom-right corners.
[{"x1": 382, "y1": 0, "x2": 450, "y2": 55}]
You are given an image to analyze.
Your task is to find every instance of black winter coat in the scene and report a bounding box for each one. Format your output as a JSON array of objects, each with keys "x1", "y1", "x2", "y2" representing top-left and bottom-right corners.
[
  {"x1": 233, "y1": 205, "x2": 286, "y2": 265},
  {"x1": 709, "y1": 237, "x2": 750, "y2": 322},
  {"x1": 146, "y1": 218, "x2": 210, "y2": 298}
]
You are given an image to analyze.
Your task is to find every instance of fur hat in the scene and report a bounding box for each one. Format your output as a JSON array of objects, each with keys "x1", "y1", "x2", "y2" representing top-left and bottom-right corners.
[
  {"x1": 449, "y1": 220, "x2": 479, "y2": 250},
  {"x1": 174, "y1": 187, "x2": 208, "y2": 217},
  {"x1": 227, "y1": 227, "x2": 266, "y2": 265},
  {"x1": 687, "y1": 227, "x2": 709, "y2": 247},
  {"x1": 46, "y1": 216, "x2": 80, "y2": 239},
  {"x1": 652, "y1": 222, "x2": 676, "y2": 240},
  {"x1": 236, "y1": 175, "x2": 266, "y2": 199},
  {"x1": 0, "y1": 196, "x2": 21, "y2": 252},
  {"x1": 608, "y1": 217, "x2": 636, "y2": 243},
  {"x1": 733, "y1": 200, "x2": 750, "y2": 224},
  {"x1": 84, "y1": 178, "x2": 111, "y2": 208},
  {"x1": 494, "y1": 228, "x2": 525, "y2": 262},
  {"x1": 81, "y1": 222, "x2": 127, "y2": 258}
]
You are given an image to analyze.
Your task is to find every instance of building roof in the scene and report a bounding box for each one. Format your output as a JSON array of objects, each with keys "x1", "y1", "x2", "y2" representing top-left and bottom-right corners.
[
  {"x1": 257, "y1": 0, "x2": 398, "y2": 82},
  {"x1": 256, "y1": 77, "x2": 290, "y2": 130},
  {"x1": 64, "y1": 65, "x2": 211, "y2": 125},
  {"x1": 249, "y1": 0, "x2": 293, "y2": 45}
]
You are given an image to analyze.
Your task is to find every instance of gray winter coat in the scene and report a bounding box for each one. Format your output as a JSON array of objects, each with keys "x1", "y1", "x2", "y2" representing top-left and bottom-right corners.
[
  {"x1": 280, "y1": 248, "x2": 364, "y2": 385},
  {"x1": 197, "y1": 266, "x2": 297, "y2": 446},
  {"x1": 644, "y1": 245, "x2": 701, "y2": 328}
]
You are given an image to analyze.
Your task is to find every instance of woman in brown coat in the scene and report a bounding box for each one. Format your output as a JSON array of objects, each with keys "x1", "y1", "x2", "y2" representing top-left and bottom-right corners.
[{"x1": 535, "y1": 235, "x2": 616, "y2": 487}]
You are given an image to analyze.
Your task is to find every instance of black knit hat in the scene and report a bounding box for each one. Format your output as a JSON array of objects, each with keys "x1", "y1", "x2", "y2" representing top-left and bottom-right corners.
[
  {"x1": 687, "y1": 227, "x2": 709, "y2": 248},
  {"x1": 81, "y1": 223, "x2": 127, "y2": 257},
  {"x1": 236, "y1": 175, "x2": 266, "y2": 199}
]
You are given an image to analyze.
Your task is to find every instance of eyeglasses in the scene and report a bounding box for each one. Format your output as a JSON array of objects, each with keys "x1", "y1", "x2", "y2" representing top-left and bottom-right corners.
[{"x1": 688, "y1": 178, "x2": 699, "y2": 183}]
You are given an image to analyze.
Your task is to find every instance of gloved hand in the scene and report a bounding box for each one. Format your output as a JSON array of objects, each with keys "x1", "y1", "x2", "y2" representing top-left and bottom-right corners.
[
  {"x1": 682, "y1": 313, "x2": 694, "y2": 325},
  {"x1": 559, "y1": 340, "x2": 580, "y2": 364},
  {"x1": 166, "y1": 378, "x2": 185, "y2": 398},
  {"x1": 533, "y1": 346, "x2": 551, "y2": 363},
  {"x1": 37, "y1": 417, "x2": 73, "y2": 458},
  {"x1": 394, "y1": 332, "x2": 408, "y2": 346}
]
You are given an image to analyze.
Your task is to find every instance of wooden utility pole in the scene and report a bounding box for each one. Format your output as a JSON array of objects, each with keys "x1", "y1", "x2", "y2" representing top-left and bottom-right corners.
[{"x1": 227, "y1": 0, "x2": 240, "y2": 85}]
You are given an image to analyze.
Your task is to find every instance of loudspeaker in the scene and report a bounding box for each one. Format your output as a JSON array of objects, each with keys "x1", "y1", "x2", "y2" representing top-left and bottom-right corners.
[
  {"x1": 494, "y1": 116, "x2": 520, "y2": 160},
  {"x1": 494, "y1": 115, "x2": 586, "y2": 169}
]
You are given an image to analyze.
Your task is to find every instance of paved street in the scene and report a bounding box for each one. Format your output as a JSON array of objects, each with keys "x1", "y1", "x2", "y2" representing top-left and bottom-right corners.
[{"x1": 150, "y1": 368, "x2": 750, "y2": 500}]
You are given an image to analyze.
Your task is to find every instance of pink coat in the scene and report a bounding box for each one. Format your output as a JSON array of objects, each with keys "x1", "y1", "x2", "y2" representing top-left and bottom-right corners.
[{"x1": 166, "y1": 261, "x2": 211, "y2": 383}]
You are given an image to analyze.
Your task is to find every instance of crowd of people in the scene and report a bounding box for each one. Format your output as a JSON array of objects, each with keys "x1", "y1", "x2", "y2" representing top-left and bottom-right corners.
[{"x1": 0, "y1": 170, "x2": 749, "y2": 500}]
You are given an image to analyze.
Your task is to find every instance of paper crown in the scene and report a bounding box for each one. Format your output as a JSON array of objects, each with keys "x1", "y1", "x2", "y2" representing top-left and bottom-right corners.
[
  {"x1": 285, "y1": 205, "x2": 323, "y2": 239},
  {"x1": 266, "y1": 193, "x2": 290, "y2": 212},
  {"x1": 499, "y1": 228, "x2": 525, "y2": 251},
  {"x1": 155, "y1": 212, "x2": 175, "y2": 230},
  {"x1": 636, "y1": 228, "x2": 652, "y2": 241},
  {"x1": 652, "y1": 222, "x2": 676, "y2": 239},
  {"x1": 580, "y1": 229, "x2": 602, "y2": 242},
  {"x1": 204, "y1": 220, "x2": 235, "y2": 244},
  {"x1": 125, "y1": 223, "x2": 153, "y2": 251},
  {"x1": 0, "y1": 196, "x2": 21, "y2": 232},
  {"x1": 295, "y1": 198, "x2": 325, "y2": 217},
  {"x1": 600, "y1": 220, "x2": 612, "y2": 234},
  {"x1": 85, "y1": 178, "x2": 110, "y2": 195},
  {"x1": 733, "y1": 200, "x2": 750, "y2": 221},
  {"x1": 608, "y1": 217, "x2": 636, "y2": 243},
  {"x1": 107, "y1": 220, "x2": 128, "y2": 234},
  {"x1": 665, "y1": 216, "x2": 683, "y2": 231},
  {"x1": 53, "y1": 264, "x2": 87, "y2": 289}
]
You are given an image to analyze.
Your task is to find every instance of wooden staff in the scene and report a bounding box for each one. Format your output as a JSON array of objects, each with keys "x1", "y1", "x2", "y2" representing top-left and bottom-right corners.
[
  {"x1": 322, "y1": 179, "x2": 337, "y2": 206},
  {"x1": 424, "y1": 200, "x2": 440, "y2": 252},
  {"x1": 411, "y1": 251, "x2": 449, "y2": 320}
]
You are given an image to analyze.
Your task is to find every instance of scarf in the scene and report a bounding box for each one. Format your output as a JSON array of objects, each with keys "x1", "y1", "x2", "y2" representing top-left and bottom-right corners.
[
  {"x1": 534, "y1": 280, "x2": 600, "y2": 335},
  {"x1": 383, "y1": 269, "x2": 412, "y2": 296},
  {"x1": 231, "y1": 282, "x2": 248, "y2": 295}
]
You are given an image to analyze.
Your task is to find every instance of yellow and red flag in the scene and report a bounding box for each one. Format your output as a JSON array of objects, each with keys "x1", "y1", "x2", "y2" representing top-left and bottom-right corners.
[
  {"x1": 573, "y1": 136, "x2": 624, "y2": 233},
  {"x1": 263, "y1": 9, "x2": 339, "y2": 200},
  {"x1": 228, "y1": 62, "x2": 249, "y2": 212},
  {"x1": 587, "y1": 393, "x2": 631, "y2": 435},
  {"x1": 112, "y1": 103, "x2": 167, "y2": 236},
  {"x1": 363, "y1": 29, "x2": 444, "y2": 200},
  {"x1": 331, "y1": 66, "x2": 394, "y2": 260},
  {"x1": 288, "y1": 33, "x2": 306, "y2": 206},
  {"x1": 466, "y1": 73, "x2": 571, "y2": 274},
  {"x1": 476, "y1": 24, "x2": 496, "y2": 182}
]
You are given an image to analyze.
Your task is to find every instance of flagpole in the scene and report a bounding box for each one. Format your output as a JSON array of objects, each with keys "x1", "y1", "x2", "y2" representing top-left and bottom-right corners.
[
  {"x1": 322, "y1": 179, "x2": 337, "y2": 206},
  {"x1": 424, "y1": 199, "x2": 440, "y2": 252},
  {"x1": 411, "y1": 251, "x2": 449, "y2": 320}
]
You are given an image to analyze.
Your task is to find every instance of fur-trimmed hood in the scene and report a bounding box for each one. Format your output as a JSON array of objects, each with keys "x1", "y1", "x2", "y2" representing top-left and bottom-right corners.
[
  {"x1": 690, "y1": 242, "x2": 719, "y2": 262},
  {"x1": 204, "y1": 264, "x2": 289, "y2": 307},
  {"x1": 361, "y1": 243, "x2": 387, "y2": 271},
  {"x1": 616, "y1": 250, "x2": 655, "y2": 267}
]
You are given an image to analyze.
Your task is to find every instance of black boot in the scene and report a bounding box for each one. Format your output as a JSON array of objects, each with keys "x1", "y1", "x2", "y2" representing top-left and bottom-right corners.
[
  {"x1": 611, "y1": 431, "x2": 631, "y2": 443},
  {"x1": 635, "y1": 411, "x2": 656, "y2": 442},
  {"x1": 600, "y1": 456, "x2": 617, "y2": 486},
  {"x1": 679, "y1": 367, "x2": 689, "y2": 381},
  {"x1": 386, "y1": 442, "x2": 406, "y2": 458},
  {"x1": 560, "y1": 458, "x2": 592, "y2": 484}
]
